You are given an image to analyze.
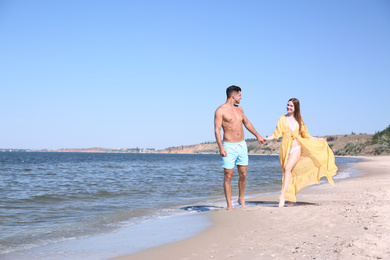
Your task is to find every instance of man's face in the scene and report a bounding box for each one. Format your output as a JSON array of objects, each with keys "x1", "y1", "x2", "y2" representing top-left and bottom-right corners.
[{"x1": 232, "y1": 91, "x2": 242, "y2": 104}]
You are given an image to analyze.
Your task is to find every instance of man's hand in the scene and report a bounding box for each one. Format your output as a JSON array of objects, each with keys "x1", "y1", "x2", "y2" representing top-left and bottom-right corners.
[
  {"x1": 257, "y1": 136, "x2": 265, "y2": 145},
  {"x1": 220, "y1": 148, "x2": 228, "y2": 157}
]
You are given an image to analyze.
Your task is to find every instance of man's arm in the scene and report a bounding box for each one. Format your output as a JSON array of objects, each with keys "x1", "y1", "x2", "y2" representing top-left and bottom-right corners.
[
  {"x1": 214, "y1": 108, "x2": 227, "y2": 157},
  {"x1": 241, "y1": 107, "x2": 265, "y2": 144}
]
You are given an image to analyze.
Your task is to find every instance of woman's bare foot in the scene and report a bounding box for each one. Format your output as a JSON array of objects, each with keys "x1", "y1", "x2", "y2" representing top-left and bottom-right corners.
[
  {"x1": 238, "y1": 199, "x2": 247, "y2": 208},
  {"x1": 278, "y1": 197, "x2": 285, "y2": 207},
  {"x1": 287, "y1": 202, "x2": 294, "y2": 207}
]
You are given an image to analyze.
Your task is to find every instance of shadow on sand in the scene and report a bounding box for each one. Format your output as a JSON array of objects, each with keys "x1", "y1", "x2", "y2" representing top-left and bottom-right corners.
[
  {"x1": 246, "y1": 200, "x2": 318, "y2": 207},
  {"x1": 180, "y1": 201, "x2": 317, "y2": 212}
]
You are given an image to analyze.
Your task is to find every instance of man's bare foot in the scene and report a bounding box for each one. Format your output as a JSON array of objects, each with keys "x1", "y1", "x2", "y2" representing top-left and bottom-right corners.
[
  {"x1": 238, "y1": 199, "x2": 247, "y2": 208},
  {"x1": 278, "y1": 197, "x2": 285, "y2": 207},
  {"x1": 227, "y1": 206, "x2": 233, "y2": 211},
  {"x1": 287, "y1": 202, "x2": 294, "y2": 207}
]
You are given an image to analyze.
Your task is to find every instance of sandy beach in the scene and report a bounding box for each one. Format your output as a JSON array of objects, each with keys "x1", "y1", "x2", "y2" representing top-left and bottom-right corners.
[{"x1": 113, "y1": 156, "x2": 390, "y2": 260}]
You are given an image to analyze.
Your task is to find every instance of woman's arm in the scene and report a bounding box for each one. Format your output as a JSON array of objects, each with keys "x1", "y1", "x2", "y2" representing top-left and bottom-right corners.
[
  {"x1": 264, "y1": 117, "x2": 283, "y2": 142},
  {"x1": 300, "y1": 123, "x2": 312, "y2": 138}
]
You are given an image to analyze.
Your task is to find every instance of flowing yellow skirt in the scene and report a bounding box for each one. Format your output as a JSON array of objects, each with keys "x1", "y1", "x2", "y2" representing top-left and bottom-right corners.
[{"x1": 282, "y1": 138, "x2": 338, "y2": 203}]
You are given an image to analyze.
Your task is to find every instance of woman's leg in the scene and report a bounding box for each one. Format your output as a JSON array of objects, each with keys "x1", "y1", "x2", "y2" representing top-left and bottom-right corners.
[{"x1": 279, "y1": 148, "x2": 301, "y2": 207}]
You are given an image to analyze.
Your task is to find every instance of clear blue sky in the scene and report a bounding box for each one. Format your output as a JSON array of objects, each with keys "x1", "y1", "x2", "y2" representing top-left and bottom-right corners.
[{"x1": 1, "y1": 0, "x2": 389, "y2": 150}]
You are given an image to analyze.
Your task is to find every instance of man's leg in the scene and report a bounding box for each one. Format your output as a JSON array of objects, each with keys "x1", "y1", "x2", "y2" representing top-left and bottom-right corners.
[
  {"x1": 237, "y1": 165, "x2": 247, "y2": 208},
  {"x1": 223, "y1": 168, "x2": 234, "y2": 210}
]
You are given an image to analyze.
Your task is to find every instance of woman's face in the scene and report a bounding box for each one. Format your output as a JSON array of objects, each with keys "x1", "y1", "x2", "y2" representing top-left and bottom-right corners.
[{"x1": 287, "y1": 101, "x2": 295, "y2": 114}]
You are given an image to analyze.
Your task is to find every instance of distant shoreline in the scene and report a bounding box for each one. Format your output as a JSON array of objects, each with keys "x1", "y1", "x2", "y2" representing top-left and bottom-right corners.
[{"x1": 1, "y1": 132, "x2": 389, "y2": 156}]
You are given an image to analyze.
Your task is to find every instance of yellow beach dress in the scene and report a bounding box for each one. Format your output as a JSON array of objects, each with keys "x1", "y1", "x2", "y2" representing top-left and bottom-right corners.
[{"x1": 271, "y1": 115, "x2": 338, "y2": 203}]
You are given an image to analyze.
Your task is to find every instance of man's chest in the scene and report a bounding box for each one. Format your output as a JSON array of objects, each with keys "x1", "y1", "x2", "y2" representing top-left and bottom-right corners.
[{"x1": 223, "y1": 109, "x2": 243, "y2": 123}]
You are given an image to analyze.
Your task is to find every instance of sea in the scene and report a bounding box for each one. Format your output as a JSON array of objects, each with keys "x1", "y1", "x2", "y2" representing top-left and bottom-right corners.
[{"x1": 0, "y1": 152, "x2": 361, "y2": 259}]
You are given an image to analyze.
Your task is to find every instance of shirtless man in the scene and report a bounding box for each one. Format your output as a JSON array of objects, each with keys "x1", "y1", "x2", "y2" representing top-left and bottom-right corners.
[{"x1": 214, "y1": 85, "x2": 265, "y2": 210}]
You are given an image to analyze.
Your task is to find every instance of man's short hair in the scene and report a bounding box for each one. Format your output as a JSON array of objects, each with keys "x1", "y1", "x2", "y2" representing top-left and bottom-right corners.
[{"x1": 226, "y1": 85, "x2": 241, "y2": 98}]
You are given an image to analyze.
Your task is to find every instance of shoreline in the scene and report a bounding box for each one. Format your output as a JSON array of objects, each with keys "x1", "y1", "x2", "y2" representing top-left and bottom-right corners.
[{"x1": 113, "y1": 156, "x2": 390, "y2": 260}]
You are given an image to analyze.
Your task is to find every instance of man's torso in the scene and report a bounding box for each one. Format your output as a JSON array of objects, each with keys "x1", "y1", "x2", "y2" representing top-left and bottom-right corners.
[{"x1": 220, "y1": 105, "x2": 245, "y2": 143}]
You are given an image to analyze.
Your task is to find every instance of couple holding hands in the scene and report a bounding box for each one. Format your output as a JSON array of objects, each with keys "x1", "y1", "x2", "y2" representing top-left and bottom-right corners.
[{"x1": 214, "y1": 85, "x2": 338, "y2": 210}]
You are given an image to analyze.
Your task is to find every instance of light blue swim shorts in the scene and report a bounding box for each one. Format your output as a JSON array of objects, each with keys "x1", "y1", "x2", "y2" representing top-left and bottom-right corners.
[{"x1": 221, "y1": 140, "x2": 249, "y2": 169}]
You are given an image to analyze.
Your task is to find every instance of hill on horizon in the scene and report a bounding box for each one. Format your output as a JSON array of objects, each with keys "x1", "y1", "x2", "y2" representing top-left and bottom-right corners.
[{"x1": 161, "y1": 125, "x2": 390, "y2": 156}]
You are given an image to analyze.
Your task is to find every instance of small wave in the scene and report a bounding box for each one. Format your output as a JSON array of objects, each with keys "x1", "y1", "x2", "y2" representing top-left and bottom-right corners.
[
  {"x1": 333, "y1": 171, "x2": 352, "y2": 180},
  {"x1": 0, "y1": 234, "x2": 80, "y2": 256},
  {"x1": 18, "y1": 195, "x2": 67, "y2": 203},
  {"x1": 180, "y1": 205, "x2": 223, "y2": 212},
  {"x1": 101, "y1": 165, "x2": 125, "y2": 169},
  {"x1": 333, "y1": 167, "x2": 363, "y2": 180},
  {"x1": 67, "y1": 190, "x2": 130, "y2": 200}
]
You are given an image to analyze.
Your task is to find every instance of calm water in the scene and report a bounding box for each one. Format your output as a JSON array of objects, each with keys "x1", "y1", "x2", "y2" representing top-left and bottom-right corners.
[{"x1": 0, "y1": 152, "x2": 360, "y2": 256}]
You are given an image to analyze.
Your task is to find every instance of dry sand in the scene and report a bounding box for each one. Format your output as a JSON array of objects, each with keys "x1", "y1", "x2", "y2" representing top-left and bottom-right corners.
[{"x1": 113, "y1": 156, "x2": 390, "y2": 260}]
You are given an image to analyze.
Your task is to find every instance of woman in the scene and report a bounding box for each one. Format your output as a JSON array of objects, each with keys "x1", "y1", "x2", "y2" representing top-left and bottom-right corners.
[{"x1": 265, "y1": 98, "x2": 338, "y2": 207}]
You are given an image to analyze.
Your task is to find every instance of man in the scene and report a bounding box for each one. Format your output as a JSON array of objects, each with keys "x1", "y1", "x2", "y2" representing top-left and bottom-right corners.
[{"x1": 214, "y1": 85, "x2": 265, "y2": 210}]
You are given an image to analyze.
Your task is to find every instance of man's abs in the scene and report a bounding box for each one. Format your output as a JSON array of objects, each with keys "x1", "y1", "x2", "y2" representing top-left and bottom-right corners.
[{"x1": 222, "y1": 127, "x2": 245, "y2": 143}]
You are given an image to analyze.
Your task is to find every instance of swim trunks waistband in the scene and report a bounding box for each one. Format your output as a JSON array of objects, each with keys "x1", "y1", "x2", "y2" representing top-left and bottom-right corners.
[{"x1": 222, "y1": 140, "x2": 246, "y2": 145}]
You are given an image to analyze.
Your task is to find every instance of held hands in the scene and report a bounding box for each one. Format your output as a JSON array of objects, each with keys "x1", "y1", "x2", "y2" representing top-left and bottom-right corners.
[{"x1": 257, "y1": 136, "x2": 265, "y2": 145}]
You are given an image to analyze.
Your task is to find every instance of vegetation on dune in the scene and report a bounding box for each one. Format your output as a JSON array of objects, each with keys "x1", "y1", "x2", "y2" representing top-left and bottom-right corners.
[
  {"x1": 334, "y1": 141, "x2": 369, "y2": 156},
  {"x1": 372, "y1": 125, "x2": 390, "y2": 143},
  {"x1": 371, "y1": 125, "x2": 390, "y2": 155},
  {"x1": 334, "y1": 125, "x2": 390, "y2": 156}
]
